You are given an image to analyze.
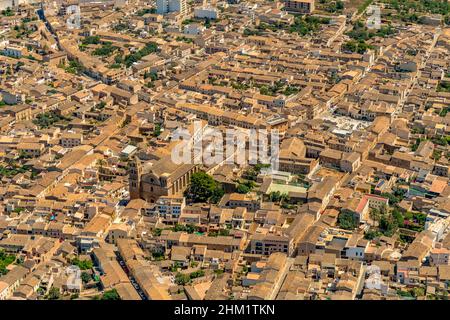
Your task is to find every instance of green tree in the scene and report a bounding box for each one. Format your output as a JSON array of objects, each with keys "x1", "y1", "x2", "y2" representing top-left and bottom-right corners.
[
  {"x1": 136, "y1": 8, "x2": 155, "y2": 16},
  {"x1": 236, "y1": 184, "x2": 250, "y2": 194},
  {"x1": 81, "y1": 272, "x2": 91, "y2": 284},
  {"x1": 124, "y1": 42, "x2": 158, "y2": 67},
  {"x1": 184, "y1": 172, "x2": 224, "y2": 204},
  {"x1": 342, "y1": 40, "x2": 373, "y2": 54},
  {"x1": 411, "y1": 287, "x2": 425, "y2": 298},
  {"x1": 33, "y1": 111, "x2": 71, "y2": 129},
  {"x1": 175, "y1": 273, "x2": 191, "y2": 285},
  {"x1": 71, "y1": 258, "x2": 93, "y2": 270},
  {"x1": 0, "y1": 249, "x2": 16, "y2": 275},
  {"x1": 172, "y1": 223, "x2": 198, "y2": 234},
  {"x1": 379, "y1": 215, "x2": 398, "y2": 236},
  {"x1": 153, "y1": 123, "x2": 162, "y2": 137},
  {"x1": 381, "y1": 189, "x2": 404, "y2": 205},
  {"x1": 190, "y1": 270, "x2": 205, "y2": 279},
  {"x1": 236, "y1": 180, "x2": 255, "y2": 194},
  {"x1": 204, "y1": 18, "x2": 211, "y2": 28},
  {"x1": 114, "y1": 55, "x2": 123, "y2": 64},
  {"x1": 392, "y1": 208, "x2": 404, "y2": 226},
  {"x1": 370, "y1": 207, "x2": 381, "y2": 220},
  {"x1": 269, "y1": 191, "x2": 288, "y2": 203},
  {"x1": 101, "y1": 289, "x2": 121, "y2": 300},
  {"x1": 218, "y1": 229, "x2": 230, "y2": 236},
  {"x1": 152, "y1": 228, "x2": 162, "y2": 236},
  {"x1": 47, "y1": 287, "x2": 60, "y2": 300},
  {"x1": 338, "y1": 210, "x2": 358, "y2": 230},
  {"x1": 244, "y1": 163, "x2": 270, "y2": 181},
  {"x1": 82, "y1": 35, "x2": 101, "y2": 45},
  {"x1": 152, "y1": 252, "x2": 164, "y2": 260},
  {"x1": 364, "y1": 229, "x2": 381, "y2": 240},
  {"x1": 92, "y1": 42, "x2": 119, "y2": 56}
]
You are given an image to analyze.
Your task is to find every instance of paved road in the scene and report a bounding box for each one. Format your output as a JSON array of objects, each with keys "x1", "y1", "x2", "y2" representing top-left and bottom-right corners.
[{"x1": 115, "y1": 252, "x2": 147, "y2": 300}]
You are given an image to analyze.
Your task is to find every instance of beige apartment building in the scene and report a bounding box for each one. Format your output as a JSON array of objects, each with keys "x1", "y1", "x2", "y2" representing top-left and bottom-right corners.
[
  {"x1": 60, "y1": 132, "x2": 83, "y2": 148},
  {"x1": 17, "y1": 142, "x2": 45, "y2": 158},
  {"x1": 249, "y1": 233, "x2": 293, "y2": 256},
  {"x1": 283, "y1": 0, "x2": 315, "y2": 14}
]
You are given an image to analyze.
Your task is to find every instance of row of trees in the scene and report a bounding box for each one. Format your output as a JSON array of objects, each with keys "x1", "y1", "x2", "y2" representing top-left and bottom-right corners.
[
  {"x1": 175, "y1": 270, "x2": 206, "y2": 285},
  {"x1": 71, "y1": 258, "x2": 93, "y2": 270},
  {"x1": 288, "y1": 15, "x2": 331, "y2": 36},
  {"x1": 136, "y1": 8, "x2": 156, "y2": 16},
  {"x1": 59, "y1": 60, "x2": 84, "y2": 75},
  {"x1": 259, "y1": 81, "x2": 300, "y2": 97},
  {"x1": 0, "y1": 164, "x2": 35, "y2": 179},
  {"x1": 346, "y1": 21, "x2": 396, "y2": 42},
  {"x1": 92, "y1": 42, "x2": 119, "y2": 57},
  {"x1": 171, "y1": 223, "x2": 199, "y2": 234},
  {"x1": 236, "y1": 180, "x2": 255, "y2": 194},
  {"x1": 384, "y1": 0, "x2": 450, "y2": 16},
  {"x1": 33, "y1": 112, "x2": 71, "y2": 129},
  {"x1": 124, "y1": 42, "x2": 159, "y2": 67},
  {"x1": 381, "y1": 0, "x2": 450, "y2": 25},
  {"x1": 342, "y1": 40, "x2": 374, "y2": 54},
  {"x1": 0, "y1": 250, "x2": 16, "y2": 275},
  {"x1": 1, "y1": 7, "x2": 14, "y2": 16}
]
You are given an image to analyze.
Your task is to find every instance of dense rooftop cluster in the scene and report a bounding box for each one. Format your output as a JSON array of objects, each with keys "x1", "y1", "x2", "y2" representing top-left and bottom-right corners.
[{"x1": 0, "y1": 0, "x2": 449, "y2": 300}]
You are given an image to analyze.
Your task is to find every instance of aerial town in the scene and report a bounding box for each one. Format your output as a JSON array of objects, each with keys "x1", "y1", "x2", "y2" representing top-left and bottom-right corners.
[{"x1": 0, "y1": 0, "x2": 449, "y2": 302}]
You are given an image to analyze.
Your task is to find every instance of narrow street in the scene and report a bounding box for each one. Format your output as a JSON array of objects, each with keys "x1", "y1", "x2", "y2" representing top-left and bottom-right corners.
[{"x1": 115, "y1": 252, "x2": 147, "y2": 300}]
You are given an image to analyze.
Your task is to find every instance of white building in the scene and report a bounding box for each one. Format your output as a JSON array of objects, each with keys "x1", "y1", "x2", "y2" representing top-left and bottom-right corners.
[
  {"x1": 184, "y1": 23, "x2": 206, "y2": 35},
  {"x1": 344, "y1": 235, "x2": 369, "y2": 260},
  {"x1": 429, "y1": 247, "x2": 450, "y2": 266},
  {"x1": 194, "y1": 7, "x2": 219, "y2": 20},
  {"x1": 156, "y1": 0, "x2": 187, "y2": 15},
  {"x1": 120, "y1": 145, "x2": 138, "y2": 158},
  {"x1": 156, "y1": 196, "x2": 186, "y2": 218}
]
